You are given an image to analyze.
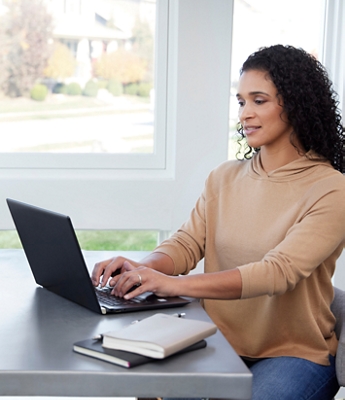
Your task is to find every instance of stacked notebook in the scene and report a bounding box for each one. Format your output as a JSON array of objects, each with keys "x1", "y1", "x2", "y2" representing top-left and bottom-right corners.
[{"x1": 73, "y1": 313, "x2": 217, "y2": 368}]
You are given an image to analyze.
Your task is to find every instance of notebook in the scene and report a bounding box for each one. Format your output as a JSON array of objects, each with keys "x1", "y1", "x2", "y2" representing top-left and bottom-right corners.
[{"x1": 6, "y1": 198, "x2": 191, "y2": 315}]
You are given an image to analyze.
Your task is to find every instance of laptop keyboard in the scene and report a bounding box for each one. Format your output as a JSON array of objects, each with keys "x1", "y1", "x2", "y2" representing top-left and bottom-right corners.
[{"x1": 95, "y1": 287, "x2": 144, "y2": 306}]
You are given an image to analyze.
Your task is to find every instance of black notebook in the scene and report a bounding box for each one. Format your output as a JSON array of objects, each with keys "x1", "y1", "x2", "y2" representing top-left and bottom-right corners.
[{"x1": 73, "y1": 338, "x2": 207, "y2": 368}]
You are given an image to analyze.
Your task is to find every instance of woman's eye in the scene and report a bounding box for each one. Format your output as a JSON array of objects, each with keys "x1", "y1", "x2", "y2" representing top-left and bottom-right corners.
[
  {"x1": 255, "y1": 99, "x2": 265, "y2": 105},
  {"x1": 238, "y1": 100, "x2": 244, "y2": 107}
]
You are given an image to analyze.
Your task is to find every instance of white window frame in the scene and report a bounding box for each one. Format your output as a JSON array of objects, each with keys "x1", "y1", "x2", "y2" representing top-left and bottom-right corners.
[
  {"x1": 0, "y1": 0, "x2": 169, "y2": 170},
  {"x1": 322, "y1": 0, "x2": 345, "y2": 115}
]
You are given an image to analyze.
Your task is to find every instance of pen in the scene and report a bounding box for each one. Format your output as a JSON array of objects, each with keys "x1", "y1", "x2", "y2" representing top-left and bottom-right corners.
[
  {"x1": 172, "y1": 312, "x2": 186, "y2": 318},
  {"x1": 131, "y1": 312, "x2": 186, "y2": 324},
  {"x1": 173, "y1": 312, "x2": 186, "y2": 318}
]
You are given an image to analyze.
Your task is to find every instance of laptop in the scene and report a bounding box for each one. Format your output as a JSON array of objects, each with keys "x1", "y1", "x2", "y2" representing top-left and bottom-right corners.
[{"x1": 6, "y1": 198, "x2": 190, "y2": 314}]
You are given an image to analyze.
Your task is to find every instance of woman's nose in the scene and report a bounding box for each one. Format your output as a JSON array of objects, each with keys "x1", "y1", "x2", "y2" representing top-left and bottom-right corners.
[{"x1": 239, "y1": 103, "x2": 254, "y2": 121}]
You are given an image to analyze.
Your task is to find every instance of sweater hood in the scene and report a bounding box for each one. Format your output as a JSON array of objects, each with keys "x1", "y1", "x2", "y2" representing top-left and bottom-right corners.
[{"x1": 248, "y1": 151, "x2": 332, "y2": 182}]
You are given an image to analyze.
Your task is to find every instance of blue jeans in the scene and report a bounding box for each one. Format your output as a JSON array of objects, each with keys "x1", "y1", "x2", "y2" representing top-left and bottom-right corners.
[
  {"x1": 164, "y1": 355, "x2": 339, "y2": 400},
  {"x1": 244, "y1": 355, "x2": 339, "y2": 400}
]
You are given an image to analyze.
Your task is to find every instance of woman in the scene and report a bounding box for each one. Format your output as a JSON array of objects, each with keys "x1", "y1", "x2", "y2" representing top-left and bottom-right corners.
[{"x1": 92, "y1": 45, "x2": 345, "y2": 399}]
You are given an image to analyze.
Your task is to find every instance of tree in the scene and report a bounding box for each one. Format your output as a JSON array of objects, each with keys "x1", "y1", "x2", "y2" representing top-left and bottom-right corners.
[
  {"x1": 94, "y1": 48, "x2": 147, "y2": 85},
  {"x1": 1, "y1": 0, "x2": 53, "y2": 97},
  {"x1": 44, "y1": 42, "x2": 76, "y2": 80}
]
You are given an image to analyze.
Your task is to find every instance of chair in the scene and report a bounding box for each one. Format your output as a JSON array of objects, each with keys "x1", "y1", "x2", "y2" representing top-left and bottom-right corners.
[{"x1": 331, "y1": 286, "x2": 345, "y2": 393}]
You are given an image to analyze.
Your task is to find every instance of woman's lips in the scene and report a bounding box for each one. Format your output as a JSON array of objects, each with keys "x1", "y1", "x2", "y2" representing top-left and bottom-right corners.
[{"x1": 244, "y1": 126, "x2": 261, "y2": 135}]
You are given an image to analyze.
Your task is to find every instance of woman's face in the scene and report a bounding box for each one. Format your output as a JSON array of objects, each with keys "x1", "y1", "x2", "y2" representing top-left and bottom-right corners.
[{"x1": 237, "y1": 69, "x2": 293, "y2": 152}]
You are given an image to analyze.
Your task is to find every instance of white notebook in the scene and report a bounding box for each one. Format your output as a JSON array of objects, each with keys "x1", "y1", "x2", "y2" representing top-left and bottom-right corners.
[{"x1": 102, "y1": 313, "x2": 217, "y2": 359}]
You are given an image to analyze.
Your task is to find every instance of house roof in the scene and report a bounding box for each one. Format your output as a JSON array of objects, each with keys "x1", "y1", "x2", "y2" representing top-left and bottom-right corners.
[{"x1": 53, "y1": 16, "x2": 131, "y2": 41}]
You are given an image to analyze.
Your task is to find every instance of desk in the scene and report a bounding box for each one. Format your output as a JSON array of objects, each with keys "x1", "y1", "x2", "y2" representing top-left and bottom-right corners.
[{"x1": 0, "y1": 249, "x2": 252, "y2": 399}]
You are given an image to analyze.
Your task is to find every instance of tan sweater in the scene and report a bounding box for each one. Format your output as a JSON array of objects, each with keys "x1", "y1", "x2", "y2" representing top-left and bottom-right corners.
[{"x1": 154, "y1": 153, "x2": 345, "y2": 365}]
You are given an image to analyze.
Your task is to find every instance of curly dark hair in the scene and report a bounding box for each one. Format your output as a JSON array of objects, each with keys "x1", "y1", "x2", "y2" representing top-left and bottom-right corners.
[{"x1": 236, "y1": 44, "x2": 345, "y2": 173}]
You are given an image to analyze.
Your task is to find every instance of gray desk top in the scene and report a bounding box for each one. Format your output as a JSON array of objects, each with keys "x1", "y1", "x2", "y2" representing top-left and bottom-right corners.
[{"x1": 0, "y1": 249, "x2": 252, "y2": 399}]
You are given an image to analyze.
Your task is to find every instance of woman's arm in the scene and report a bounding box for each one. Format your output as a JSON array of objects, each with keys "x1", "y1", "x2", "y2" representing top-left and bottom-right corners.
[{"x1": 108, "y1": 260, "x2": 243, "y2": 300}]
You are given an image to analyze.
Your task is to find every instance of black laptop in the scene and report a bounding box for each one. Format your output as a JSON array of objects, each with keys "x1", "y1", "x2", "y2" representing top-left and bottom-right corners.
[{"x1": 6, "y1": 198, "x2": 190, "y2": 314}]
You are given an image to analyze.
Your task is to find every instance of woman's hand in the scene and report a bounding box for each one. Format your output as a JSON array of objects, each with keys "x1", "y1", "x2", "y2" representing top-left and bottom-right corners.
[
  {"x1": 91, "y1": 256, "x2": 142, "y2": 287},
  {"x1": 109, "y1": 261, "x2": 179, "y2": 299},
  {"x1": 92, "y1": 252, "x2": 175, "y2": 289}
]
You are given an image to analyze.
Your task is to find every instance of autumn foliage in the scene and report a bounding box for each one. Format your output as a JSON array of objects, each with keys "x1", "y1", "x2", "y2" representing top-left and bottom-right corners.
[{"x1": 94, "y1": 48, "x2": 147, "y2": 85}]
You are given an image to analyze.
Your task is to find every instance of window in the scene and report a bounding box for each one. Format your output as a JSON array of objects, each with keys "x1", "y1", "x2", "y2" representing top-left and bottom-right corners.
[
  {"x1": 0, "y1": 0, "x2": 166, "y2": 169},
  {"x1": 64, "y1": 0, "x2": 81, "y2": 14},
  {"x1": 228, "y1": 0, "x2": 326, "y2": 159}
]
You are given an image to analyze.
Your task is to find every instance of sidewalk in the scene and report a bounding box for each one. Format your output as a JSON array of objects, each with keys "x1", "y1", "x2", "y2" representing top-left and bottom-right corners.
[{"x1": 0, "y1": 92, "x2": 151, "y2": 120}]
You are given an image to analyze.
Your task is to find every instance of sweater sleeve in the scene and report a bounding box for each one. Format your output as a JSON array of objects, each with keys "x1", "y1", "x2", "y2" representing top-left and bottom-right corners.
[
  {"x1": 239, "y1": 180, "x2": 345, "y2": 298},
  {"x1": 153, "y1": 190, "x2": 207, "y2": 275}
]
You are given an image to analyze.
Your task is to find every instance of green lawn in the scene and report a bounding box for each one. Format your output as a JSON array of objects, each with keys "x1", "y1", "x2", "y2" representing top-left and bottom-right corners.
[{"x1": 0, "y1": 230, "x2": 158, "y2": 251}]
